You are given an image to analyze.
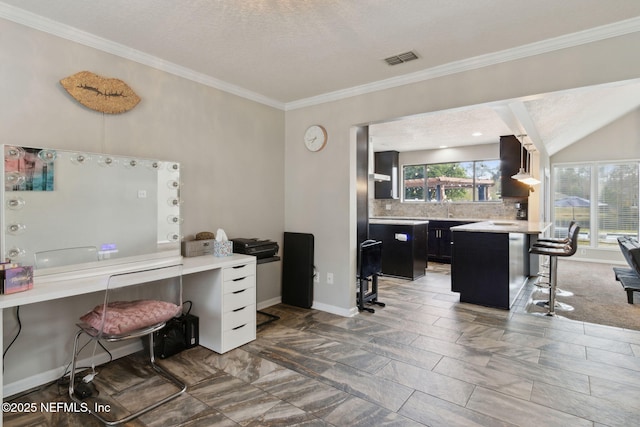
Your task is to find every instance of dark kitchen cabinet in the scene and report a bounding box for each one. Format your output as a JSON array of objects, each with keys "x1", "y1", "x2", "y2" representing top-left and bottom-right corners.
[
  {"x1": 374, "y1": 151, "x2": 399, "y2": 199},
  {"x1": 369, "y1": 221, "x2": 427, "y2": 279},
  {"x1": 428, "y1": 220, "x2": 475, "y2": 263},
  {"x1": 451, "y1": 230, "x2": 528, "y2": 308},
  {"x1": 500, "y1": 135, "x2": 530, "y2": 198}
]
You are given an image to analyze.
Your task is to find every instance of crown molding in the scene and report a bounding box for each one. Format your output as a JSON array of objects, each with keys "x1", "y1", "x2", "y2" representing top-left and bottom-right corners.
[
  {"x1": 285, "y1": 16, "x2": 640, "y2": 110},
  {"x1": 2, "y1": 2, "x2": 639, "y2": 112},
  {"x1": 0, "y1": 2, "x2": 286, "y2": 110}
]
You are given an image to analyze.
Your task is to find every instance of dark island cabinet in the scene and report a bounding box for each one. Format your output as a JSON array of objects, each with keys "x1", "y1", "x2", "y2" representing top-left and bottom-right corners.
[{"x1": 428, "y1": 220, "x2": 475, "y2": 263}]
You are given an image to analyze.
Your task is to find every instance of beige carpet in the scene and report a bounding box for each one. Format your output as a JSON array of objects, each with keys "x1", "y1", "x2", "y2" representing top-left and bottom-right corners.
[{"x1": 526, "y1": 259, "x2": 640, "y2": 331}]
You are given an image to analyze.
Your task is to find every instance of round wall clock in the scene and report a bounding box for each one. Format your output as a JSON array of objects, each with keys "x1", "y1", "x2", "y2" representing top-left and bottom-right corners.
[{"x1": 304, "y1": 125, "x2": 328, "y2": 152}]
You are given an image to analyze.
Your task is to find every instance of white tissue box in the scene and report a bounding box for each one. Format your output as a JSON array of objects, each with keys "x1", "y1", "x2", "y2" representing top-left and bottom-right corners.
[{"x1": 213, "y1": 241, "x2": 233, "y2": 257}]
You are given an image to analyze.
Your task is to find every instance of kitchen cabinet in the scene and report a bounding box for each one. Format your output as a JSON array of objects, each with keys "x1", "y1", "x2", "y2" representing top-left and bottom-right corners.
[
  {"x1": 428, "y1": 220, "x2": 474, "y2": 263},
  {"x1": 374, "y1": 151, "x2": 399, "y2": 199},
  {"x1": 369, "y1": 219, "x2": 427, "y2": 279},
  {"x1": 500, "y1": 135, "x2": 530, "y2": 198},
  {"x1": 449, "y1": 221, "x2": 548, "y2": 309}
]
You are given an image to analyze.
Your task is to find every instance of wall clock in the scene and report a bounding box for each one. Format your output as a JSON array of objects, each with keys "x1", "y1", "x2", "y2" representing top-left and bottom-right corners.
[{"x1": 304, "y1": 125, "x2": 328, "y2": 152}]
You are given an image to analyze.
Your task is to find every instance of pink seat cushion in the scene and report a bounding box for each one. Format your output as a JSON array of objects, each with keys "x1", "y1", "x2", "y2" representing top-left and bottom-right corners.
[{"x1": 80, "y1": 300, "x2": 181, "y2": 335}]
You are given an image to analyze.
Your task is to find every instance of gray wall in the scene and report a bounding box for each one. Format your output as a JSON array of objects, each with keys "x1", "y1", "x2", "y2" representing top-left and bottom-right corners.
[
  {"x1": 1, "y1": 19, "x2": 284, "y2": 388},
  {"x1": 284, "y1": 32, "x2": 640, "y2": 314},
  {"x1": 3, "y1": 14, "x2": 640, "y2": 392}
]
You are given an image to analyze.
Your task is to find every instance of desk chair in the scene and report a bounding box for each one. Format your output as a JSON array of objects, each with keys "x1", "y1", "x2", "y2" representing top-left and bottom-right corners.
[{"x1": 69, "y1": 264, "x2": 187, "y2": 425}]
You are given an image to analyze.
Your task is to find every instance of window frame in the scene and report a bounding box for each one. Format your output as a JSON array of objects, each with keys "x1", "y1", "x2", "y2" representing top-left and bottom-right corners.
[
  {"x1": 552, "y1": 160, "x2": 640, "y2": 250},
  {"x1": 402, "y1": 159, "x2": 501, "y2": 203}
]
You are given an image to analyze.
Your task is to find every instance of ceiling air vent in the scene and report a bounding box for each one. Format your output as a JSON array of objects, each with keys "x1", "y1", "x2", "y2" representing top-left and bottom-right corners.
[{"x1": 384, "y1": 51, "x2": 419, "y2": 66}]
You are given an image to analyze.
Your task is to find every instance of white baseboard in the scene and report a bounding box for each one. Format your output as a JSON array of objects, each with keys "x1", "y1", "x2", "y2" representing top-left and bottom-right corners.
[
  {"x1": 258, "y1": 297, "x2": 357, "y2": 317},
  {"x1": 4, "y1": 341, "x2": 143, "y2": 398},
  {"x1": 257, "y1": 297, "x2": 281, "y2": 311},
  {"x1": 312, "y1": 301, "x2": 358, "y2": 317}
]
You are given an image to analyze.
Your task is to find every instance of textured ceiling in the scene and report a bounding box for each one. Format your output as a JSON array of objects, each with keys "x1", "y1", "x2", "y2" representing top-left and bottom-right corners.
[{"x1": 2, "y1": 0, "x2": 640, "y2": 154}]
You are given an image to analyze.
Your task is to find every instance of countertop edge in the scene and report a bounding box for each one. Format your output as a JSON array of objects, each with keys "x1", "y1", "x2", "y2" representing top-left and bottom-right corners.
[{"x1": 450, "y1": 221, "x2": 551, "y2": 234}]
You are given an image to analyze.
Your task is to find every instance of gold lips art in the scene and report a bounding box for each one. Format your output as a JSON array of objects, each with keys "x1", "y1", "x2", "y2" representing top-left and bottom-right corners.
[{"x1": 60, "y1": 71, "x2": 140, "y2": 114}]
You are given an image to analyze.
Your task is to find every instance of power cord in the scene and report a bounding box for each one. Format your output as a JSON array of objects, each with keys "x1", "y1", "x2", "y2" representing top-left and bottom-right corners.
[{"x1": 3, "y1": 306, "x2": 22, "y2": 370}]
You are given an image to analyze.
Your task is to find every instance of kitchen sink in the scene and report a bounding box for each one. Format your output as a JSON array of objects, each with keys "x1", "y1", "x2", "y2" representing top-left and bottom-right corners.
[{"x1": 490, "y1": 221, "x2": 516, "y2": 226}]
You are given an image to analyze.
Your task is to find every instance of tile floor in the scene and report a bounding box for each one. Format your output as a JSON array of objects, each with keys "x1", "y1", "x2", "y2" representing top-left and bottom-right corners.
[{"x1": 4, "y1": 267, "x2": 640, "y2": 426}]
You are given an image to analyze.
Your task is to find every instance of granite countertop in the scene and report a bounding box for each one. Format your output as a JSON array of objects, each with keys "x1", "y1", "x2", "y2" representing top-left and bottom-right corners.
[
  {"x1": 369, "y1": 218, "x2": 429, "y2": 226},
  {"x1": 450, "y1": 220, "x2": 551, "y2": 234}
]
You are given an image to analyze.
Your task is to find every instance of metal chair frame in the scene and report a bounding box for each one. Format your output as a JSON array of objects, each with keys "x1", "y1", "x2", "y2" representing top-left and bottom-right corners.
[{"x1": 68, "y1": 264, "x2": 187, "y2": 426}]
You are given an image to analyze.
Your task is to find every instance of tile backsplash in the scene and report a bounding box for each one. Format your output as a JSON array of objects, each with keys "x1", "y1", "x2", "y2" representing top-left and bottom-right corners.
[{"x1": 370, "y1": 198, "x2": 521, "y2": 220}]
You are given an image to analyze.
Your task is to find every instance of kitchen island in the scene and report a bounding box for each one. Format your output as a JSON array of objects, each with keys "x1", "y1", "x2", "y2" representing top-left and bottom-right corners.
[
  {"x1": 369, "y1": 218, "x2": 428, "y2": 279},
  {"x1": 450, "y1": 221, "x2": 550, "y2": 309}
]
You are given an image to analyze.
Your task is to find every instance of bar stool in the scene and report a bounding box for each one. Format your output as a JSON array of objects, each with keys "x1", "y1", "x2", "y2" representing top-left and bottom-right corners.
[
  {"x1": 529, "y1": 224, "x2": 580, "y2": 316},
  {"x1": 534, "y1": 221, "x2": 575, "y2": 297}
]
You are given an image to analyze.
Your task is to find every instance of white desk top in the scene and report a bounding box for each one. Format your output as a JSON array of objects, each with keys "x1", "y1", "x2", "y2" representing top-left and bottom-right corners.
[{"x1": 0, "y1": 254, "x2": 255, "y2": 309}]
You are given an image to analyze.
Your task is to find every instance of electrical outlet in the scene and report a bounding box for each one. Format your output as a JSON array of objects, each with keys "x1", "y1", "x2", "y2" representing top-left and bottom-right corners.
[{"x1": 327, "y1": 272, "x2": 334, "y2": 284}]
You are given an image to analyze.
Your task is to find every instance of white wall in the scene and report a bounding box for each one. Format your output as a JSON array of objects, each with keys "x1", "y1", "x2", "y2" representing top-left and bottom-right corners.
[
  {"x1": 553, "y1": 107, "x2": 640, "y2": 163},
  {"x1": 284, "y1": 32, "x2": 640, "y2": 314},
  {"x1": 399, "y1": 143, "x2": 499, "y2": 166},
  {"x1": 1, "y1": 19, "x2": 285, "y2": 388}
]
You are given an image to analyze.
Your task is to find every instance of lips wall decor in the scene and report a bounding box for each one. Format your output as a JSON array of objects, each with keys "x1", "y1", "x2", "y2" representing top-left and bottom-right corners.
[{"x1": 59, "y1": 71, "x2": 140, "y2": 114}]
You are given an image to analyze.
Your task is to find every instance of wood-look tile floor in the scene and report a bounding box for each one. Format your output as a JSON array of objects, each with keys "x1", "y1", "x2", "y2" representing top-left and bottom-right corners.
[{"x1": 5, "y1": 268, "x2": 640, "y2": 426}]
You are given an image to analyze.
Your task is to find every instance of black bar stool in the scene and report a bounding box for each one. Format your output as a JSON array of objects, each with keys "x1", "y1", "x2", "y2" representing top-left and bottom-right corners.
[
  {"x1": 529, "y1": 223, "x2": 580, "y2": 316},
  {"x1": 534, "y1": 221, "x2": 576, "y2": 297}
]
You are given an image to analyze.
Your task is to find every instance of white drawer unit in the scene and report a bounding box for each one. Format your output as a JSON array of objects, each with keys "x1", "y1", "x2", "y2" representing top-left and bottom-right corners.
[{"x1": 182, "y1": 255, "x2": 257, "y2": 354}]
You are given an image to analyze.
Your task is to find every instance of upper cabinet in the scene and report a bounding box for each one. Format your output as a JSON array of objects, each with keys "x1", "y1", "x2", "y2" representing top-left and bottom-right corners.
[
  {"x1": 499, "y1": 136, "x2": 529, "y2": 199},
  {"x1": 374, "y1": 151, "x2": 399, "y2": 199}
]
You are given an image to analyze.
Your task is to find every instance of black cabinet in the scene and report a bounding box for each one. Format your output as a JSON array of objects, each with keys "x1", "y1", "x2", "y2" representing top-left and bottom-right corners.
[
  {"x1": 428, "y1": 220, "x2": 473, "y2": 263},
  {"x1": 374, "y1": 151, "x2": 399, "y2": 199},
  {"x1": 500, "y1": 135, "x2": 530, "y2": 198},
  {"x1": 451, "y1": 230, "x2": 528, "y2": 309},
  {"x1": 369, "y1": 222, "x2": 427, "y2": 279}
]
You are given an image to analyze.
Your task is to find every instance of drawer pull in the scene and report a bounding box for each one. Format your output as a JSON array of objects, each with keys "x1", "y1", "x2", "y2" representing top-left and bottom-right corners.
[
  {"x1": 232, "y1": 324, "x2": 247, "y2": 331},
  {"x1": 232, "y1": 265, "x2": 247, "y2": 269},
  {"x1": 232, "y1": 306, "x2": 247, "y2": 312},
  {"x1": 233, "y1": 277, "x2": 247, "y2": 282},
  {"x1": 232, "y1": 289, "x2": 246, "y2": 294}
]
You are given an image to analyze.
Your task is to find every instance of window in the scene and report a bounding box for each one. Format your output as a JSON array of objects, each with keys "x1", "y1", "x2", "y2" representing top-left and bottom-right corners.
[
  {"x1": 553, "y1": 162, "x2": 639, "y2": 249},
  {"x1": 404, "y1": 165, "x2": 426, "y2": 201},
  {"x1": 403, "y1": 159, "x2": 500, "y2": 202}
]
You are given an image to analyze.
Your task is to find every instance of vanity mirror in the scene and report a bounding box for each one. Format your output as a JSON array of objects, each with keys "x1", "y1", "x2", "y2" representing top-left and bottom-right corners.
[{"x1": 1, "y1": 145, "x2": 181, "y2": 276}]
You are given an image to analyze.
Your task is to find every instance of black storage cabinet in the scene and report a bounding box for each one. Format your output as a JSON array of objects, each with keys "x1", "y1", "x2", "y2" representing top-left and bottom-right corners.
[
  {"x1": 500, "y1": 135, "x2": 530, "y2": 198},
  {"x1": 374, "y1": 151, "x2": 399, "y2": 199},
  {"x1": 369, "y1": 222, "x2": 427, "y2": 280},
  {"x1": 282, "y1": 232, "x2": 314, "y2": 308}
]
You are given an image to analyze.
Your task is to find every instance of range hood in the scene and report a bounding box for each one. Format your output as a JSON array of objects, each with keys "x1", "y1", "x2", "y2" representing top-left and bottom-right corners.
[{"x1": 370, "y1": 173, "x2": 391, "y2": 182}]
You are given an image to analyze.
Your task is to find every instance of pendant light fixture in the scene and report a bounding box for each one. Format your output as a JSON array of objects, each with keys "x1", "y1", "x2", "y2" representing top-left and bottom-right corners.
[
  {"x1": 511, "y1": 135, "x2": 529, "y2": 180},
  {"x1": 520, "y1": 143, "x2": 541, "y2": 186},
  {"x1": 510, "y1": 135, "x2": 540, "y2": 186}
]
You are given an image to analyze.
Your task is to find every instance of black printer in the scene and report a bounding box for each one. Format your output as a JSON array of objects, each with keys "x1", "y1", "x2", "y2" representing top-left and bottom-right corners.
[{"x1": 231, "y1": 238, "x2": 279, "y2": 259}]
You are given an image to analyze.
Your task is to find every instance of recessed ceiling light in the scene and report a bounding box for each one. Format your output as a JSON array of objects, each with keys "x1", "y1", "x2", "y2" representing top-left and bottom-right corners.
[
  {"x1": 439, "y1": 145, "x2": 448, "y2": 149},
  {"x1": 472, "y1": 132, "x2": 483, "y2": 137}
]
